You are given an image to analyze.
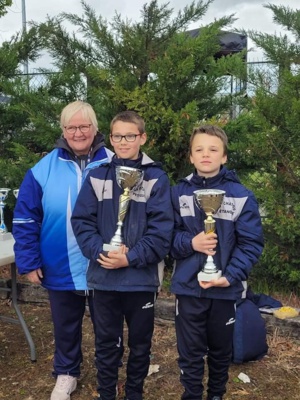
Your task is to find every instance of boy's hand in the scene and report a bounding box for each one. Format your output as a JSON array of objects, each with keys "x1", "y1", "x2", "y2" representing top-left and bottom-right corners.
[
  {"x1": 192, "y1": 231, "x2": 217, "y2": 255},
  {"x1": 199, "y1": 276, "x2": 230, "y2": 289},
  {"x1": 97, "y1": 245, "x2": 129, "y2": 269}
]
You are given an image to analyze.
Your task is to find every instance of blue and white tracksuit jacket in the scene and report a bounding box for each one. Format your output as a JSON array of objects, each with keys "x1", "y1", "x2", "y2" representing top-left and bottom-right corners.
[
  {"x1": 12, "y1": 137, "x2": 112, "y2": 291},
  {"x1": 170, "y1": 166, "x2": 264, "y2": 301},
  {"x1": 71, "y1": 153, "x2": 174, "y2": 293}
]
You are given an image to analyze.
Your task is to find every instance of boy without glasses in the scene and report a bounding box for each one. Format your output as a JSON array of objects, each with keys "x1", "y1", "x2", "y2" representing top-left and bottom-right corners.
[
  {"x1": 170, "y1": 125, "x2": 264, "y2": 400},
  {"x1": 71, "y1": 110, "x2": 174, "y2": 400}
]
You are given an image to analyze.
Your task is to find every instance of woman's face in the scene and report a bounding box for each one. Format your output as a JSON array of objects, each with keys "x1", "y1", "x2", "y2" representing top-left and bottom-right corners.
[{"x1": 63, "y1": 110, "x2": 97, "y2": 156}]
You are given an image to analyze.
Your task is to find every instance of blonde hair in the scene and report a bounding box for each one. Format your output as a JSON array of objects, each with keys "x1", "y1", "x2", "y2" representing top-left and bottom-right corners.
[
  {"x1": 189, "y1": 125, "x2": 228, "y2": 156},
  {"x1": 110, "y1": 110, "x2": 145, "y2": 134},
  {"x1": 60, "y1": 101, "x2": 98, "y2": 130}
]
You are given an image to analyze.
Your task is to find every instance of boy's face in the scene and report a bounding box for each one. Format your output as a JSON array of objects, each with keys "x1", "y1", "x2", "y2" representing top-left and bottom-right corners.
[
  {"x1": 190, "y1": 133, "x2": 227, "y2": 178},
  {"x1": 110, "y1": 121, "x2": 147, "y2": 160}
]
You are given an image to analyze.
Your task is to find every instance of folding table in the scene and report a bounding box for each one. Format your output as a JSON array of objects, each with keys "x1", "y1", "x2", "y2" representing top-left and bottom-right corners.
[{"x1": 0, "y1": 235, "x2": 36, "y2": 361}]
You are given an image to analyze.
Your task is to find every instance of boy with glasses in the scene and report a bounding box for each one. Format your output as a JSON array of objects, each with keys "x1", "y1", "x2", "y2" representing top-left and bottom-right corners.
[{"x1": 71, "y1": 110, "x2": 174, "y2": 400}]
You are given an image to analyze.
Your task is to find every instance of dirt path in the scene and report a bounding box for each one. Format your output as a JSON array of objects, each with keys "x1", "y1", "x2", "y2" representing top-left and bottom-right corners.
[{"x1": 0, "y1": 301, "x2": 300, "y2": 400}]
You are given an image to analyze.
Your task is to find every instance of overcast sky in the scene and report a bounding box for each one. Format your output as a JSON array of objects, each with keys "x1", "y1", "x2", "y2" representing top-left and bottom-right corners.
[{"x1": 0, "y1": 0, "x2": 299, "y2": 69}]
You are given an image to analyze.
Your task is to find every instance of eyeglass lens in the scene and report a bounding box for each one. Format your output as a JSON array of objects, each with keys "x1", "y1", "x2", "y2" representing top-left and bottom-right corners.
[
  {"x1": 111, "y1": 134, "x2": 141, "y2": 142},
  {"x1": 65, "y1": 124, "x2": 92, "y2": 134}
]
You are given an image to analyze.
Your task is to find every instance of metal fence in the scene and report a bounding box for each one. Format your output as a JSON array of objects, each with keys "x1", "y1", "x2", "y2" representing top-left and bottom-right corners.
[{"x1": 1, "y1": 61, "x2": 276, "y2": 109}]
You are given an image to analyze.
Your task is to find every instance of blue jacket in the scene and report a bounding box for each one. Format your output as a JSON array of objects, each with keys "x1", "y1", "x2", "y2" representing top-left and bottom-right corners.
[
  {"x1": 71, "y1": 153, "x2": 174, "y2": 292},
  {"x1": 13, "y1": 135, "x2": 112, "y2": 291},
  {"x1": 170, "y1": 166, "x2": 264, "y2": 301}
]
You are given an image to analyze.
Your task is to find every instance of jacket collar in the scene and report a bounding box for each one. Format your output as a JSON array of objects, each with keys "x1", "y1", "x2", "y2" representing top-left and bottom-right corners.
[{"x1": 184, "y1": 166, "x2": 241, "y2": 188}]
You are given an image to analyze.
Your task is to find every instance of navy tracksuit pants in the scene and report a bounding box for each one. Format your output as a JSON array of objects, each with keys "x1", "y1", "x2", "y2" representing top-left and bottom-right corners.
[
  {"x1": 48, "y1": 289, "x2": 94, "y2": 378},
  {"x1": 175, "y1": 295, "x2": 236, "y2": 400},
  {"x1": 93, "y1": 290, "x2": 156, "y2": 400}
]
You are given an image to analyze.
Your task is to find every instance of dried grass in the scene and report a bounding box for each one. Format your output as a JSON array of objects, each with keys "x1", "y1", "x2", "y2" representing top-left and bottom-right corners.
[{"x1": 0, "y1": 291, "x2": 300, "y2": 399}]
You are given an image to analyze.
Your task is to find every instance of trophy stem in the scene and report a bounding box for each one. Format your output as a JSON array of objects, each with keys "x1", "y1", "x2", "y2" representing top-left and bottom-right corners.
[
  {"x1": 198, "y1": 255, "x2": 222, "y2": 281},
  {"x1": 110, "y1": 222, "x2": 124, "y2": 247},
  {"x1": 0, "y1": 206, "x2": 7, "y2": 233},
  {"x1": 193, "y1": 188, "x2": 226, "y2": 282},
  {"x1": 102, "y1": 166, "x2": 144, "y2": 253},
  {"x1": 204, "y1": 255, "x2": 218, "y2": 273},
  {"x1": 204, "y1": 214, "x2": 215, "y2": 233},
  {"x1": 0, "y1": 188, "x2": 12, "y2": 240}
]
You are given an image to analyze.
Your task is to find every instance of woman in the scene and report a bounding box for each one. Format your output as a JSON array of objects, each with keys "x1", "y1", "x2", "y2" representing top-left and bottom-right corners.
[{"x1": 13, "y1": 100, "x2": 113, "y2": 400}]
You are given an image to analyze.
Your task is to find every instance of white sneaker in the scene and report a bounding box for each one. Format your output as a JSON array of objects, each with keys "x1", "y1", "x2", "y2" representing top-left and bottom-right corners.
[{"x1": 50, "y1": 375, "x2": 77, "y2": 400}]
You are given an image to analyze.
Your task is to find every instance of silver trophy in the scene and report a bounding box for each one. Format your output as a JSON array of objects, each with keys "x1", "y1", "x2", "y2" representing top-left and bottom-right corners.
[
  {"x1": 193, "y1": 189, "x2": 226, "y2": 281},
  {"x1": 103, "y1": 166, "x2": 144, "y2": 252},
  {"x1": 0, "y1": 188, "x2": 12, "y2": 241},
  {"x1": 13, "y1": 189, "x2": 19, "y2": 199}
]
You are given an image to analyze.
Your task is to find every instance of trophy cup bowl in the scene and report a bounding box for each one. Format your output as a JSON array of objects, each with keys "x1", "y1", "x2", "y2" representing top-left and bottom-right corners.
[
  {"x1": 193, "y1": 189, "x2": 226, "y2": 282},
  {"x1": 13, "y1": 189, "x2": 19, "y2": 199},
  {"x1": 103, "y1": 166, "x2": 144, "y2": 252},
  {"x1": 0, "y1": 188, "x2": 12, "y2": 241}
]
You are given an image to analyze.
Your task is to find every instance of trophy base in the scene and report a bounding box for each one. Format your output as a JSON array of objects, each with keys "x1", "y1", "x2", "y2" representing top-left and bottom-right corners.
[
  {"x1": 197, "y1": 269, "x2": 222, "y2": 282},
  {"x1": 103, "y1": 243, "x2": 122, "y2": 252},
  {"x1": 0, "y1": 232, "x2": 13, "y2": 241}
]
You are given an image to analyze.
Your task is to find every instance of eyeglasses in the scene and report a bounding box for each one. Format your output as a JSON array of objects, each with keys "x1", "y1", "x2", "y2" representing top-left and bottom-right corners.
[
  {"x1": 110, "y1": 134, "x2": 142, "y2": 143},
  {"x1": 64, "y1": 124, "x2": 92, "y2": 135}
]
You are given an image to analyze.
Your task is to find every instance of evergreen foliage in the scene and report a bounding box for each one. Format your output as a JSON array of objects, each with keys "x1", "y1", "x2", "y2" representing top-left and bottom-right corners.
[
  {"x1": 0, "y1": 0, "x2": 11, "y2": 18},
  {"x1": 0, "y1": 2, "x2": 46, "y2": 203},
  {"x1": 226, "y1": 4, "x2": 300, "y2": 292},
  {"x1": 1, "y1": 1, "x2": 299, "y2": 290},
  {"x1": 33, "y1": 0, "x2": 245, "y2": 183}
]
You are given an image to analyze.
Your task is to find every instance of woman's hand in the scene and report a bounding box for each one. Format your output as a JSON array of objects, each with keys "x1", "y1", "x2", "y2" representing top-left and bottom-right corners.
[{"x1": 26, "y1": 268, "x2": 43, "y2": 285}]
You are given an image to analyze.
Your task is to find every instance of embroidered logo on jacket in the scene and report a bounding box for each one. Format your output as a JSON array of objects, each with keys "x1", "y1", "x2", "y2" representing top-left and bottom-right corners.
[
  {"x1": 179, "y1": 195, "x2": 195, "y2": 217},
  {"x1": 226, "y1": 317, "x2": 236, "y2": 326},
  {"x1": 142, "y1": 302, "x2": 154, "y2": 309}
]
